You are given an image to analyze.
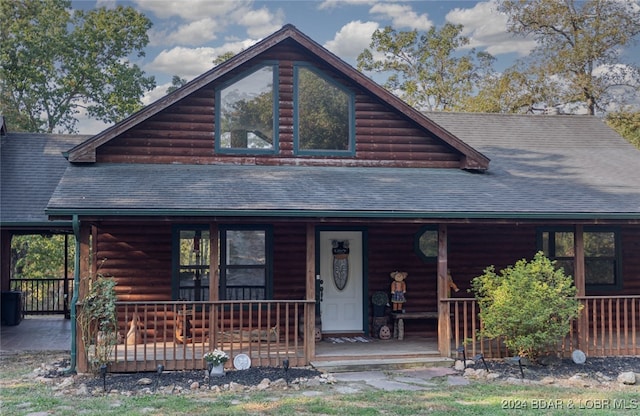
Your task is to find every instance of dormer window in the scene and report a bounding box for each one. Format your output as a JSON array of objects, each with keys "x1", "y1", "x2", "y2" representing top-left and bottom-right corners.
[
  {"x1": 294, "y1": 64, "x2": 355, "y2": 156},
  {"x1": 215, "y1": 64, "x2": 278, "y2": 154}
]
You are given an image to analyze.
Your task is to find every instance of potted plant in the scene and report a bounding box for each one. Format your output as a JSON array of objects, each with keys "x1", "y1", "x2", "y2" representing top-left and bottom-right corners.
[{"x1": 203, "y1": 349, "x2": 228, "y2": 377}]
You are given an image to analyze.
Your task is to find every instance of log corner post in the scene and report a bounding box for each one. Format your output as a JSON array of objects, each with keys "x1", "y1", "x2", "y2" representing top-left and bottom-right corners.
[
  {"x1": 574, "y1": 225, "x2": 587, "y2": 352},
  {"x1": 437, "y1": 224, "x2": 451, "y2": 357},
  {"x1": 304, "y1": 224, "x2": 316, "y2": 363}
]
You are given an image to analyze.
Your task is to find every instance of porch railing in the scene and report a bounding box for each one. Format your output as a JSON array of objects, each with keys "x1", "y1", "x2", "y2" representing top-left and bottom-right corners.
[
  {"x1": 80, "y1": 300, "x2": 315, "y2": 373},
  {"x1": 10, "y1": 278, "x2": 72, "y2": 316},
  {"x1": 445, "y1": 295, "x2": 640, "y2": 359}
]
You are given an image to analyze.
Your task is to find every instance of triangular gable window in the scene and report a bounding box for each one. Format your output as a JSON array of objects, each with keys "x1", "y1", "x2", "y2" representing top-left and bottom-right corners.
[{"x1": 215, "y1": 63, "x2": 279, "y2": 154}]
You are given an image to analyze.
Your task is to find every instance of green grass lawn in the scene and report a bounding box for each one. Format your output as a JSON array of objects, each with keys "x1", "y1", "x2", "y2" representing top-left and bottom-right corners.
[{"x1": 1, "y1": 352, "x2": 638, "y2": 415}]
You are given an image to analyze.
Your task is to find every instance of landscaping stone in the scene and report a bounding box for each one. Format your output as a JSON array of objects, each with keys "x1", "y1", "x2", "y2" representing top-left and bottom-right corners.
[
  {"x1": 16, "y1": 353, "x2": 640, "y2": 398},
  {"x1": 617, "y1": 371, "x2": 636, "y2": 385}
]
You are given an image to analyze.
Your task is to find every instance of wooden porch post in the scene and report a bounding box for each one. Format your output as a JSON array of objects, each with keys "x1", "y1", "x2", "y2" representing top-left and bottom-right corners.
[
  {"x1": 209, "y1": 224, "x2": 219, "y2": 302},
  {"x1": 305, "y1": 223, "x2": 316, "y2": 362},
  {"x1": 0, "y1": 230, "x2": 11, "y2": 292},
  {"x1": 437, "y1": 224, "x2": 451, "y2": 357},
  {"x1": 76, "y1": 224, "x2": 91, "y2": 373},
  {"x1": 574, "y1": 225, "x2": 587, "y2": 352}
]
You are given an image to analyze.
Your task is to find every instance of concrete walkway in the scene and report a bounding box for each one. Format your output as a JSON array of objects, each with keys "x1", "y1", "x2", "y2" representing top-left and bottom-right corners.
[
  {"x1": 0, "y1": 316, "x2": 71, "y2": 353},
  {"x1": 330, "y1": 367, "x2": 465, "y2": 391}
]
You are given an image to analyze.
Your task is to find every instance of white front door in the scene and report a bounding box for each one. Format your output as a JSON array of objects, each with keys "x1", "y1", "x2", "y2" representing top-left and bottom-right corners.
[{"x1": 319, "y1": 231, "x2": 363, "y2": 333}]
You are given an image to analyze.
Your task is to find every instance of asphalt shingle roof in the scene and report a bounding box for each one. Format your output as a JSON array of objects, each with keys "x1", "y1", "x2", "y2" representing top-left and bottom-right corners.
[
  {"x1": 44, "y1": 114, "x2": 640, "y2": 219},
  {"x1": 1, "y1": 133, "x2": 89, "y2": 226}
]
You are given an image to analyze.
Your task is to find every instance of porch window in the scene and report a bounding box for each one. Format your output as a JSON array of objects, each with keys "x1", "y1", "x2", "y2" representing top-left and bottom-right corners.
[
  {"x1": 173, "y1": 227, "x2": 210, "y2": 301},
  {"x1": 293, "y1": 64, "x2": 355, "y2": 156},
  {"x1": 220, "y1": 226, "x2": 273, "y2": 300},
  {"x1": 215, "y1": 64, "x2": 278, "y2": 154},
  {"x1": 539, "y1": 228, "x2": 621, "y2": 291},
  {"x1": 415, "y1": 226, "x2": 438, "y2": 262}
]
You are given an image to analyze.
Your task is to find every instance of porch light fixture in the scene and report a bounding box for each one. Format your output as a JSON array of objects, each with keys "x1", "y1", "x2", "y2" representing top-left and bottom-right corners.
[
  {"x1": 100, "y1": 364, "x2": 107, "y2": 392},
  {"x1": 154, "y1": 364, "x2": 164, "y2": 391},
  {"x1": 457, "y1": 345, "x2": 467, "y2": 368},
  {"x1": 473, "y1": 353, "x2": 489, "y2": 372}
]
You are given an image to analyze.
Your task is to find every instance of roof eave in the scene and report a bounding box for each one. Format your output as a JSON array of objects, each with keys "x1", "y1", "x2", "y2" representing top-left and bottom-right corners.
[{"x1": 44, "y1": 208, "x2": 640, "y2": 221}]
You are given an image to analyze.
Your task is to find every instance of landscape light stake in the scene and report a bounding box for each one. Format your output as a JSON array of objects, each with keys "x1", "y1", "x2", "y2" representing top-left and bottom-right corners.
[
  {"x1": 283, "y1": 358, "x2": 290, "y2": 385},
  {"x1": 473, "y1": 353, "x2": 489, "y2": 372},
  {"x1": 154, "y1": 364, "x2": 164, "y2": 391},
  {"x1": 516, "y1": 356, "x2": 524, "y2": 379},
  {"x1": 100, "y1": 364, "x2": 107, "y2": 392},
  {"x1": 457, "y1": 346, "x2": 467, "y2": 368}
]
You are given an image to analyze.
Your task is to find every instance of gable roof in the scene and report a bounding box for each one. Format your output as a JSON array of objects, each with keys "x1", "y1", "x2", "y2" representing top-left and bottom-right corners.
[
  {"x1": 65, "y1": 24, "x2": 489, "y2": 170},
  {"x1": 46, "y1": 113, "x2": 640, "y2": 220},
  {"x1": 1, "y1": 133, "x2": 90, "y2": 228}
]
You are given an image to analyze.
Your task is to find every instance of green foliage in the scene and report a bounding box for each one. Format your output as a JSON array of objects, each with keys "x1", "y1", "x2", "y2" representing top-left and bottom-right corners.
[
  {"x1": 11, "y1": 234, "x2": 74, "y2": 279},
  {"x1": 165, "y1": 75, "x2": 188, "y2": 94},
  {"x1": 470, "y1": 252, "x2": 582, "y2": 359},
  {"x1": 357, "y1": 23, "x2": 493, "y2": 111},
  {"x1": 77, "y1": 265, "x2": 118, "y2": 371},
  {"x1": 499, "y1": 0, "x2": 640, "y2": 115},
  {"x1": 606, "y1": 109, "x2": 640, "y2": 149},
  {"x1": 0, "y1": 0, "x2": 155, "y2": 133},
  {"x1": 458, "y1": 61, "x2": 562, "y2": 114}
]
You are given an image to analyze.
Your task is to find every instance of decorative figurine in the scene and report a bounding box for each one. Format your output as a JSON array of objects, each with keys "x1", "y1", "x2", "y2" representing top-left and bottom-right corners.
[
  {"x1": 390, "y1": 271, "x2": 408, "y2": 313},
  {"x1": 447, "y1": 269, "x2": 460, "y2": 297}
]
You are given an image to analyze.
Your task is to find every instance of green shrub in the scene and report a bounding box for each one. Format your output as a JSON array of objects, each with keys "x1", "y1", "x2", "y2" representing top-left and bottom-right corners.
[
  {"x1": 77, "y1": 268, "x2": 118, "y2": 372},
  {"x1": 470, "y1": 252, "x2": 582, "y2": 360}
]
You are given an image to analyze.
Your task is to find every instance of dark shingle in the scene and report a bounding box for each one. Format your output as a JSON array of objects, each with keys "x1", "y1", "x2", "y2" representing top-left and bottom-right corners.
[{"x1": 1, "y1": 133, "x2": 89, "y2": 226}]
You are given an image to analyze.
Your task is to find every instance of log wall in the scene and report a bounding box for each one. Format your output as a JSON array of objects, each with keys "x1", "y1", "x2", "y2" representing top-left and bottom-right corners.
[
  {"x1": 95, "y1": 43, "x2": 460, "y2": 167},
  {"x1": 88, "y1": 220, "x2": 640, "y2": 340}
]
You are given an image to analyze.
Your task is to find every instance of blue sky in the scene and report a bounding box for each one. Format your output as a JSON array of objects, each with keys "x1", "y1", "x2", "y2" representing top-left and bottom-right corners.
[{"x1": 73, "y1": 0, "x2": 640, "y2": 133}]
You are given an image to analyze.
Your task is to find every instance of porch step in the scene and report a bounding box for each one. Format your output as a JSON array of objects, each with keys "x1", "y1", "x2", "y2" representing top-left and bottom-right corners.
[{"x1": 310, "y1": 356, "x2": 454, "y2": 373}]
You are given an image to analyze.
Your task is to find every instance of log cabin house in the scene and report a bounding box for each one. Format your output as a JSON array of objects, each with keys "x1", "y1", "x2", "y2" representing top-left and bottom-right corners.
[{"x1": 1, "y1": 25, "x2": 639, "y2": 373}]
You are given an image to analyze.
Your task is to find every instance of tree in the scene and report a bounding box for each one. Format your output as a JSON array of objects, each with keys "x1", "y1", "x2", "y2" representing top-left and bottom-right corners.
[
  {"x1": 166, "y1": 76, "x2": 188, "y2": 94},
  {"x1": 470, "y1": 252, "x2": 582, "y2": 360},
  {"x1": 499, "y1": 0, "x2": 640, "y2": 115},
  {"x1": 357, "y1": 23, "x2": 494, "y2": 111},
  {"x1": 11, "y1": 234, "x2": 74, "y2": 279},
  {"x1": 606, "y1": 109, "x2": 640, "y2": 149},
  {"x1": 459, "y1": 61, "x2": 562, "y2": 114},
  {"x1": 0, "y1": 0, "x2": 155, "y2": 133}
]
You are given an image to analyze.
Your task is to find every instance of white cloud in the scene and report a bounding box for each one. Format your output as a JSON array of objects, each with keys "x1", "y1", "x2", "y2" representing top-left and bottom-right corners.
[
  {"x1": 369, "y1": 3, "x2": 432, "y2": 31},
  {"x1": 147, "y1": 39, "x2": 259, "y2": 79},
  {"x1": 147, "y1": 46, "x2": 219, "y2": 79},
  {"x1": 142, "y1": 83, "x2": 174, "y2": 105},
  {"x1": 135, "y1": 0, "x2": 282, "y2": 46},
  {"x1": 233, "y1": 6, "x2": 284, "y2": 38},
  {"x1": 446, "y1": 0, "x2": 536, "y2": 56},
  {"x1": 318, "y1": 0, "x2": 375, "y2": 10},
  {"x1": 150, "y1": 18, "x2": 220, "y2": 47},
  {"x1": 324, "y1": 21, "x2": 379, "y2": 62},
  {"x1": 133, "y1": 0, "x2": 250, "y2": 20}
]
